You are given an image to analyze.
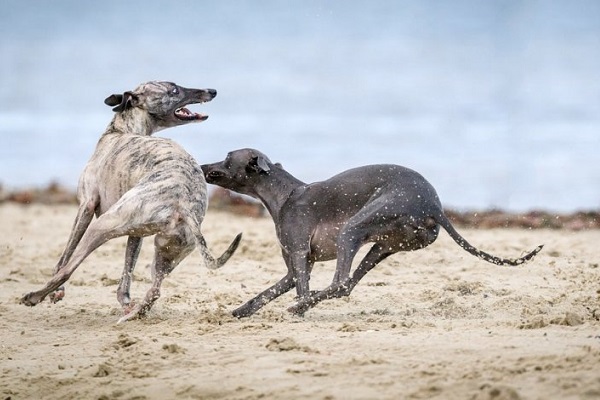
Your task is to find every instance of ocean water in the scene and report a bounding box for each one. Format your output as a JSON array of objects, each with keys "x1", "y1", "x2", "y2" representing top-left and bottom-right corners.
[{"x1": 0, "y1": 0, "x2": 599, "y2": 212}]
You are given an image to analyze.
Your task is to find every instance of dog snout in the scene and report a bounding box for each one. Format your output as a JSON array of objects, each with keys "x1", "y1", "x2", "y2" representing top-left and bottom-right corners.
[
  {"x1": 200, "y1": 88, "x2": 217, "y2": 102},
  {"x1": 185, "y1": 88, "x2": 217, "y2": 103},
  {"x1": 201, "y1": 164, "x2": 225, "y2": 182},
  {"x1": 206, "y1": 170, "x2": 226, "y2": 182},
  {"x1": 201, "y1": 164, "x2": 211, "y2": 176}
]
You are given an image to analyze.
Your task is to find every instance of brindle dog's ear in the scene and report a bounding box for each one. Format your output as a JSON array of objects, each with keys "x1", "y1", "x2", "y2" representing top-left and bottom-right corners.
[
  {"x1": 104, "y1": 94, "x2": 122, "y2": 107},
  {"x1": 246, "y1": 155, "x2": 270, "y2": 174},
  {"x1": 103, "y1": 91, "x2": 137, "y2": 112}
]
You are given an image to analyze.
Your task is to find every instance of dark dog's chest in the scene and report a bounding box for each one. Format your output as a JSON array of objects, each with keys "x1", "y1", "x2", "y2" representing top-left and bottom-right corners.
[{"x1": 308, "y1": 222, "x2": 345, "y2": 261}]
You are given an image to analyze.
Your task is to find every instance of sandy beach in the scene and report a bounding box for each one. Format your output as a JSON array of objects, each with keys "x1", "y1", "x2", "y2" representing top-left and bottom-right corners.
[{"x1": 1, "y1": 203, "x2": 599, "y2": 400}]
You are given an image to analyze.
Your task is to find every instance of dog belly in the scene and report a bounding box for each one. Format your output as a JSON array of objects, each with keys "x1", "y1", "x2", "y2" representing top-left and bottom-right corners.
[{"x1": 379, "y1": 223, "x2": 440, "y2": 252}]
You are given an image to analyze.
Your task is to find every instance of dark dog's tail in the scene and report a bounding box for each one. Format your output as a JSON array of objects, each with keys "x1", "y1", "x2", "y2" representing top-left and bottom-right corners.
[
  {"x1": 433, "y1": 212, "x2": 543, "y2": 266},
  {"x1": 197, "y1": 232, "x2": 243, "y2": 270}
]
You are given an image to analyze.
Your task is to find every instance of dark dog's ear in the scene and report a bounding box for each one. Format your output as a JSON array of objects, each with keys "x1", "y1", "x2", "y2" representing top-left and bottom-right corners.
[
  {"x1": 246, "y1": 155, "x2": 270, "y2": 174},
  {"x1": 104, "y1": 91, "x2": 138, "y2": 112}
]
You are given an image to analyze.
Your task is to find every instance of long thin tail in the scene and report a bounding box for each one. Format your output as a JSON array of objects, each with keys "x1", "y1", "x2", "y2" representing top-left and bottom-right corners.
[
  {"x1": 197, "y1": 232, "x2": 243, "y2": 270},
  {"x1": 434, "y1": 212, "x2": 543, "y2": 266}
]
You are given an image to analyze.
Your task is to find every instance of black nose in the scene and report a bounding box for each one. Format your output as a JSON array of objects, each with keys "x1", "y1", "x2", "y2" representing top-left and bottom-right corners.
[{"x1": 207, "y1": 89, "x2": 217, "y2": 98}]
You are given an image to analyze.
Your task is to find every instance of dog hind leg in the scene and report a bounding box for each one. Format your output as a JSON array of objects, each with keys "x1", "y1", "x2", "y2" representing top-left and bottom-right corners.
[
  {"x1": 118, "y1": 221, "x2": 196, "y2": 323},
  {"x1": 21, "y1": 210, "x2": 131, "y2": 306},
  {"x1": 49, "y1": 198, "x2": 98, "y2": 303}
]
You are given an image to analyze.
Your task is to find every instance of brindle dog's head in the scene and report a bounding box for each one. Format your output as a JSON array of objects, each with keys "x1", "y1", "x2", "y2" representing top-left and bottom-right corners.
[{"x1": 104, "y1": 81, "x2": 216, "y2": 131}]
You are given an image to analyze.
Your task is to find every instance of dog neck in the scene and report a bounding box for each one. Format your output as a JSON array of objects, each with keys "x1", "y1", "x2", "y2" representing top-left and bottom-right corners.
[
  {"x1": 253, "y1": 168, "x2": 305, "y2": 221},
  {"x1": 104, "y1": 108, "x2": 156, "y2": 136}
]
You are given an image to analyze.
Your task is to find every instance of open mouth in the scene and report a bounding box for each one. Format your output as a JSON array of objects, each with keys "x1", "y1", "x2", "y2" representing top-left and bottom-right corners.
[{"x1": 174, "y1": 106, "x2": 209, "y2": 121}]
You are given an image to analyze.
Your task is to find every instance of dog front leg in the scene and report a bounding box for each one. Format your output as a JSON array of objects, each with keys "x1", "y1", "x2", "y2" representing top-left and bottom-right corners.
[
  {"x1": 287, "y1": 251, "x2": 312, "y2": 300},
  {"x1": 232, "y1": 272, "x2": 295, "y2": 318},
  {"x1": 289, "y1": 243, "x2": 392, "y2": 315}
]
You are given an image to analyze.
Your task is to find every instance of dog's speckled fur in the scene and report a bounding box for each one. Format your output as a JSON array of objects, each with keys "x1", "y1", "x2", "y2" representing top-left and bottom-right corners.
[
  {"x1": 21, "y1": 81, "x2": 241, "y2": 323},
  {"x1": 202, "y1": 148, "x2": 542, "y2": 317}
]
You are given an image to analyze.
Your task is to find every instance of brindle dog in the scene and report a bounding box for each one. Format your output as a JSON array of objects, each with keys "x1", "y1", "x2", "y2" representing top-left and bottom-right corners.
[{"x1": 21, "y1": 81, "x2": 241, "y2": 323}]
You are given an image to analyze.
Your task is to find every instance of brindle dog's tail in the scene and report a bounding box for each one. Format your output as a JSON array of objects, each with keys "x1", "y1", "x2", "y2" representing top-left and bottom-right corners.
[
  {"x1": 196, "y1": 232, "x2": 243, "y2": 270},
  {"x1": 433, "y1": 211, "x2": 543, "y2": 266}
]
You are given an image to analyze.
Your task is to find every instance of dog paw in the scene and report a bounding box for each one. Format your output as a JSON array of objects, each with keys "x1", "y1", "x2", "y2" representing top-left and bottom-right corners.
[
  {"x1": 232, "y1": 306, "x2": 253, "y2": 319},
  {"x1": 286, "y1": 303, "x2": 307, "y2": 317},
  {"x1": 122, "y1": 300, "x2": 137, "y2": 315},
  {"x1": 117, "y1": 303, "x2": 142, "y2": 324},
  {"x1": 21, "y1": 292, "x2": 43, "y2": 307}
]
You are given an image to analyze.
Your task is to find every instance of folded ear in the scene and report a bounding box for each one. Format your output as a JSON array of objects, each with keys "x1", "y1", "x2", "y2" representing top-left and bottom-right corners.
[
  {"x1": 103, "y1": 91, "x2": 138, "y2": 112},
  {"x1": 246, "y1": 155, "x2": 270, "y2": 174},
  {"x1": 104, "y1": 94, "x2": 122, "y2": 107}
]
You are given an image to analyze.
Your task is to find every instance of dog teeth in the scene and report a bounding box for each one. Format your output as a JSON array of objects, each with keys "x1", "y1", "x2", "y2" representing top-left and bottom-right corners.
[
  {"x1": 176, "y1": 108, "x2": 194, "y2": 117},
  {"x1": 175, "y1": 106, "x2": 205, "y2": 120}
]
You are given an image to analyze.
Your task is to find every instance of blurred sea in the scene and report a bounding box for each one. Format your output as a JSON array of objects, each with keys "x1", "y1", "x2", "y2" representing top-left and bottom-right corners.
[{"x1": 1, "y1": 0, "x2": 599, "y2": 212}]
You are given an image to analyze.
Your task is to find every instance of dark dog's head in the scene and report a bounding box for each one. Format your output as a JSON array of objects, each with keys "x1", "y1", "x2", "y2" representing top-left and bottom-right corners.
[
  {"x1": 201, "y1": 148, "x2": 274, "y2": 197},
  {"x1": 104, "y1": 81, "x2": 217, "y2": 132}
]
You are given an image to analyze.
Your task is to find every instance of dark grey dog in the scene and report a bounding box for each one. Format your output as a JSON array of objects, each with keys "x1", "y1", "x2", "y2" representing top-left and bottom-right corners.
[
  {"x1": 21, "y1": 81, "x2": 241, "y2": 323},
  {"x1": 202, "y1": 148, "x2": 542, "y2": 317}
]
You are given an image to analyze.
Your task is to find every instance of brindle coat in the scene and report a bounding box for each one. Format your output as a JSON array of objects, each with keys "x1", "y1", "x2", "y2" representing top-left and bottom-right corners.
[{"x1": 21, "y1": 81, "x2": 241, "y2": 323}]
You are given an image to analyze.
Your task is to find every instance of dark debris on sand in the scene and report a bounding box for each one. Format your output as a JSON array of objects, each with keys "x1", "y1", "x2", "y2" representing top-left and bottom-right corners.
[{"x1": 0, "y1": 182, "x2": 76, "y2": 205}]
